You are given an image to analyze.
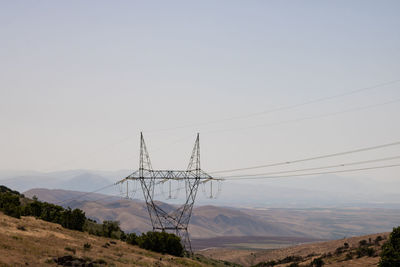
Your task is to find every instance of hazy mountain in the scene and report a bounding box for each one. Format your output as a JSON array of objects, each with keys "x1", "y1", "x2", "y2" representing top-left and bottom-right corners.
[
  {"x1": 0, "y1": 170, "x2": 130, "y2": 193},
  {"x1": 3, "y1": 169, "x2": 400, "y2": 208},
  {"x1": 24, "y1": 188, "x2": 400, "y2": 240},
  {"x1": 24, "y1": 188, "x2": 303, "y2": 238},
  {"x1": 203, "y1": 176, "x2": 400, "y2": 208}
]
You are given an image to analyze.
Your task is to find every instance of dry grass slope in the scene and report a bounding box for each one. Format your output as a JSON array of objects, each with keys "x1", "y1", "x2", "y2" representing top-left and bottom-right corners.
[
  {"x1": 0, "y1": 212, "x2": 234, "y2": 267},
  {"x1": 199, "y1": 232, "x2": 389, "y2": 267}
]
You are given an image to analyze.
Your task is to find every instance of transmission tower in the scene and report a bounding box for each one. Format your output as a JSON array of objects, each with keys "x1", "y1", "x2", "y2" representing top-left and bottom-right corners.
[{"x1": 116, "y1": 133, "x2": 221, "y2": 252}]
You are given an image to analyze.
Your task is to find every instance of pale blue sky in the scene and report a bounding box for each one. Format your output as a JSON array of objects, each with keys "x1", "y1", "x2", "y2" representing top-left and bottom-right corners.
[{"x1": 1, "y1": 1, "x2": 400, "y2": 182}]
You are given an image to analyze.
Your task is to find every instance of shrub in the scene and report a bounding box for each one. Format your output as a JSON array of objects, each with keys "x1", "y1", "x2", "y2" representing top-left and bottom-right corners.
[
  {"x1": 21, "y1": 199, "x2": 86, "y2": 231},
  {"x1": 137, "y1": 231, "x2": 183, "y2": 257},
  {"x1": 345, "y1": 253, "x2": 353, "y2": 260},
  {"x1": 83, "y1": 243, "x2": 91, "y2": 250},
  {"x1": 126, "y1": 233, "x2": 138, "y2": 245},
  {"x1": 356, "y1": 246, "x2": 375, "y2": 258},
  {"x1": 379, "y1": 226, "x2": 400, "y2": 267},
  {"x1": 0, "y1": 192, "x2": 21, "y2": 218},
  {"x1": 61, "y1": 208, "x2": 86, "y2": 231},
  {"x1": 310, "y1": 257, "x2": 324, "y2": 267},
  {"x1": 0, "y1": 186, "x2": 20, "y2": 195},
  {"x1": 252, "y1": 260, "x2": 276, "y2": 266},
  {"x1": 252, "y1": 255, "x2": 303, "y2": 267},
  {"x1": 100, "y1": 220, "x2": 123, "y2": 238}
]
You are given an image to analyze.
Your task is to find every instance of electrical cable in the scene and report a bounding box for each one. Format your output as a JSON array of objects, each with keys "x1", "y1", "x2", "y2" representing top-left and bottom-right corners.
[
  {"x1": 203, "y1": 97, "x2": 400, "y2": 135},
  {"x1": 55, "y1": 183, "x2": 116, "y2": 204},
  {"x1": 210, "y1": 140, "x2": 400, "y2": 174},
  {"x1": 221, "y1": 155, "x2": 400, "y2": 178},
  {"x1": 222, "y1": 163, "x2": 400, "y2": 180},
  {"x1": 145, "y1": 79, "x2": 400, "y2": 133}
]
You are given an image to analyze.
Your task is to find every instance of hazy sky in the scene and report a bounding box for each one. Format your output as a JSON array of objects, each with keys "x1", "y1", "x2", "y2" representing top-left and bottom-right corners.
[{"x1": 1, "y1": 1, "x2": 400, "y2": 182}]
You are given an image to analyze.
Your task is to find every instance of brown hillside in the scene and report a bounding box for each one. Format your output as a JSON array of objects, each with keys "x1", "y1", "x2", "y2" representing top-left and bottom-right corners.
[
  {"x1": 0, "y1": 212, "x2": 231, "y2": 267},
  {"x1": 24, "y1": 189, "x2": 304, "y2": 239},
  {"x1": 199, "y1": 232, "x2": 389, "y2": 266},
  {"x1": 25, "y1": 189, "x2": 400, "y2": 242}
]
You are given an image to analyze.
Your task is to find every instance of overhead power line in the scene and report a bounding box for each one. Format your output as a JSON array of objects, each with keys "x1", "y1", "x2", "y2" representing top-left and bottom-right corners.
[
  {"x1": 55, "y1": 183, "x2": 116, "y2": 205},
  {"x1": 211, "y1": 140, "x2": 400, "y2": 174},
  {"x1": 204, "y1": 97, "x2": 400, "y2": 135},
  {"x1": 81, "y1": 192, "x2": 128, "y2": 204},
  {"x1": 221, "y1": 155, "x2": 400, "y2": 178},
  {"x1": 146, "y1": 78, "x2": 400, "y2": 133},
  {"x1": 42, "y1": 78, "x2": 400, "y2": 172},
  {"x1": 223, "y1": 163, "x2": 400, "y2": 180}
]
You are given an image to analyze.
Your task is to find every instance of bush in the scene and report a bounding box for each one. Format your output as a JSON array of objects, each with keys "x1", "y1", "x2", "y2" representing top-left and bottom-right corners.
[
  {"x1": 0, "y1": 185, "x2": 20, "y2": 195},
  {"x1": 310, "y1": 257, "x2": 324, "y2": 267},
  {"x1": 356, "y1": 246, "x2": 375, "y2": 258},
  {"x1": 252, "y1": 255, "x2": 303, "y2": 267},
  {"x1": 137, "y1": 231, "x2": 183, "y2": 257},
  {"x1": 83, "y1": 243, "x2": 91, "y2": 250},
  {"x1": 83, "y1": 219, "x2": 104, "y2": 236},
  {"x1": 0, "y1": 192, "x2": 21, "y2": 218},
  {"x1": 102, "y1": 221, "x2": 123, "y2": 239},
  {"x1": 345, "y1": 253, "x2": 353, "y2": 260},
  {"x1": 61, "y1": 208, "x2": 86, "y2": 231},
  {"x1": 252, "y1": 260, "x2": 276, "y2": 266},
  {"x1": 0, "y1": 185, "x2": 86, "y2": 231},
  {"x1": 379, "y1": 226, "x2": 400, "y2": 267},
  {"x1": 126, "y1": 233, "x2": 138, "y2": 245}
]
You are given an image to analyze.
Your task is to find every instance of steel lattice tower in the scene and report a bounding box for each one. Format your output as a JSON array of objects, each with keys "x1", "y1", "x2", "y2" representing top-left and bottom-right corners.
[{"x1": 117, "y1": 133, "x2": 220, "y2": 252}]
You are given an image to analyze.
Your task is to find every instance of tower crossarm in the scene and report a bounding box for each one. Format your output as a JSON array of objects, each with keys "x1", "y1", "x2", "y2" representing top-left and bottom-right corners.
[{"x1": 116, "y1": 169, "x2": 223, "y2": 182}]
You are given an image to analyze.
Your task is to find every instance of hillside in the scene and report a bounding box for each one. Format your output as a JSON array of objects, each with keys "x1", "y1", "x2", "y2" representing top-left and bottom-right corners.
[
  {"x1": 199, "y1": 232, "x2": 389, "y2": 266},
  {"x1": 25, "y1": 189, "x2": 305, "y2": 239},
  {"x1": 25, "y1": 188, "x2": 400, "y2": 242},
  {"x1": 0, "y1": 212, "x2": 234, "y2": 266}
]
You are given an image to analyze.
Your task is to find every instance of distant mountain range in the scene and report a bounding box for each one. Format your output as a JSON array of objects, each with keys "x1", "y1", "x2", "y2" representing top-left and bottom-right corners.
[
  {"x1": 24, "y1": 188, "x2": 304, "y2": 239},
  {"x1": 25, "y1": 188, "x2": 400, "y2": 241},
  {"x1": 0, "y1": 169, "x2": 130, "y2": 194},
  {"x1": 2, "y1": 169, "x2": 400, "y2": 208}
]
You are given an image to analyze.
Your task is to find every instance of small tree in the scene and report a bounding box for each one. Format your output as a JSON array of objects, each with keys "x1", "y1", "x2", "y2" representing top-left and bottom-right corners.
[
  {"x1": 0, "y1": 192, "x2": 21, "y2": 218},
  {"x1": 102, "y1": 220, "x2": 122, "y2": 238},
  {"x1": 126, "y1": 233, "x2": 138, "y2": 245},
  {"x1": 379, "y1": 226, "x2": 400, "y2": 267},
  {"x1": 137, "y1": 231, "x2": 183, "y2": 256}
]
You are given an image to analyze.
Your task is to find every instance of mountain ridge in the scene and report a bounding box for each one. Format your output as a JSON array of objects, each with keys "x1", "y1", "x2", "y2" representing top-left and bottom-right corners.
[{"x1": 24, "y1": 188, "x2": 400, "y2": 243}]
